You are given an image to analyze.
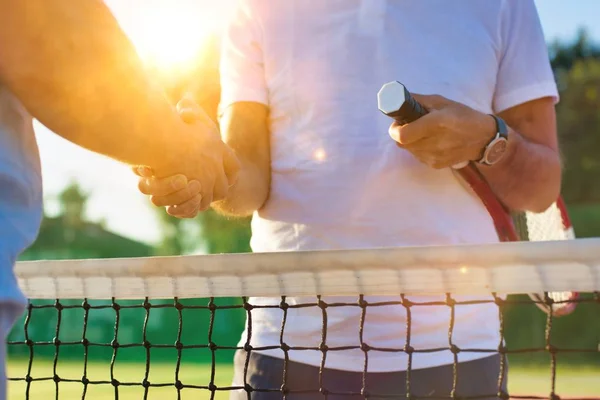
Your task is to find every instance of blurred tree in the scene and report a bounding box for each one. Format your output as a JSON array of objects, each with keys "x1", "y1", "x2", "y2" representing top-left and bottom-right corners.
[
  {"x1": 153, "y1": 208, "x2": 211, "y2": 255},
  {"x1": 555, "y1": 58, "x2": 600, "y2": 205},
  {"x1": 550, "y1": 28, "x2": 600, "y2": 73},
  {"x1": 196, "y1": 210, "x2": 252, "y2": 254},
  {"x1": 58, "y1": 181, "x2": 88, "y2": 227},
  {"x1": 21, "y1": 181, "x2": 153, "y2": 260},
  {"x1": 550, "y1": 29, "x2": 600, "y2": 97},
  {"x1": 153, "y1": 209, "x2": 189, "y2": 255},
  {"x1": 545, "y1": 28, "x2": 600, "y2": 238}
]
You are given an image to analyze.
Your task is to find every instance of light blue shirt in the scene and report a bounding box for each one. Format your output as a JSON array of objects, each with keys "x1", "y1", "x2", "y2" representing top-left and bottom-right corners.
[{"x1": 0, "y1": 87, "x2": 43, "y2": 318}]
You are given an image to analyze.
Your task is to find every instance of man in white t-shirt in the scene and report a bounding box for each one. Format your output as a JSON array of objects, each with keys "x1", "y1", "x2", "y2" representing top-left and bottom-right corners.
[{"x1": 139, "y1": 1, "x2": 561, "y2": 398}]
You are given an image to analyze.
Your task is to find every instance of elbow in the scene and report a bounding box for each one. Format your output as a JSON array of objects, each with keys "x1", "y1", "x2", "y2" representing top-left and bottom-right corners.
[
  {"x1": 506, "y1": 187, "x2": 559, "y2": 214},
  {"x1": 525, "y1": 186, "x2": 560, "y2": 213},
  {"x1": 531, "y1": 159, "x2": 562, "y2": 213},
  {"x1": 515, "y1": 161, "x2": 562, "y2": 214}
]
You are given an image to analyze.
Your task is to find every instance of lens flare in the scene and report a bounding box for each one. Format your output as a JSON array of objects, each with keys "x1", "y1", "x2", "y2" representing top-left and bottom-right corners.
[{"x1": 108, "y1": 0, "x2": 233, "y2": 74}]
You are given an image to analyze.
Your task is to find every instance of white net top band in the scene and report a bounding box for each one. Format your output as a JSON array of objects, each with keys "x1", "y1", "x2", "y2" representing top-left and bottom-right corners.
[{"x1": 15, "y1": 238, "x2": 600, "y2": 300}]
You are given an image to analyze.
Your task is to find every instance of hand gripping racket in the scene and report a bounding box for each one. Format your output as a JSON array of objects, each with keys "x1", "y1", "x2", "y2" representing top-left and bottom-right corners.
[{"x1": 377, "y1": 81, "x2": 578, "y2": 316}]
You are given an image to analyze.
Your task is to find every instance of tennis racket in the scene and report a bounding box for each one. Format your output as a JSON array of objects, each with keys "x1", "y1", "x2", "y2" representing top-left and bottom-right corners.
[{"x1": 377, "y1": 81, "x2": 578, "y2": 316}]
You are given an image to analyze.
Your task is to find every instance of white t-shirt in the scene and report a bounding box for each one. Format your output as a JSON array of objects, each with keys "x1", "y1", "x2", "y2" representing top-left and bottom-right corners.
[{"x1": 220, "y1": 0, "x2": 558, "y2": 372}]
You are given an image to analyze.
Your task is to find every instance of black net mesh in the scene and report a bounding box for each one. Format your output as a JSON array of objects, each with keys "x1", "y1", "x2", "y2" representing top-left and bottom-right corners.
[{"x1": 7, "y1": 292, "x2": 600, "y2": 400}]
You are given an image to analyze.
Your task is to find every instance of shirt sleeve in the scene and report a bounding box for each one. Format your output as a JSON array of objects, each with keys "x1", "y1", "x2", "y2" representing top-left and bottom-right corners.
[
  {"x1": 492, "y1": 0, "x2": 559, "y2": 113},
  {"x1": 219, "y1": 0, "x2": 268, "y2": 113}
]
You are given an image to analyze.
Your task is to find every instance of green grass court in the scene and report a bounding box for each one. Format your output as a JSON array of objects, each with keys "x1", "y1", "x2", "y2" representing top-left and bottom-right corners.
[{"x1": 7, "y1": 359, "x2": 600, "y2": 399}]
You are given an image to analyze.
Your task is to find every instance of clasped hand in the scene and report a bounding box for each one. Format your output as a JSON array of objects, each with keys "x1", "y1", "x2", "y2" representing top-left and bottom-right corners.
[
  {"x1": 135, "y1": 97, "x2": 239, "y2": 218},
  {"x1": 388, "y1": 94, "x2": 496, "y2": 169}
]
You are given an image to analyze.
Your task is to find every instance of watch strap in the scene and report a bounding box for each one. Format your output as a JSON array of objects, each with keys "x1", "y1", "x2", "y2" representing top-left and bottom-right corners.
[
  {"x1": 477, "y1": 115, "x2": 509, "y2": 165},
  {"x1": 491, "y1": 114, "x2": 508, "y2": 140}
]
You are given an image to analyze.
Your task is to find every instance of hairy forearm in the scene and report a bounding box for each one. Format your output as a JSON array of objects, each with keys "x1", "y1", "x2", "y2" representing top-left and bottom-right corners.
[
  {"x1": 212, "y1": 156, "x2": 270, "y2": 217},
  {"x1": 0, "y1": 0, "x2": 187, "y2": 169},
  {"x1": 211, "y1": 102, "x2": 271, "y2": 217},
  {"x1": 478, "y1": 128, "x2": 561, "y2": 213}
]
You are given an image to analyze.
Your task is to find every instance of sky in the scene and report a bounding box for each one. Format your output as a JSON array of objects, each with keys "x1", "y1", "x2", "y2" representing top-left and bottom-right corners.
[{"x1": 36, "y1": 0, "x2": 600, "y2": 246}]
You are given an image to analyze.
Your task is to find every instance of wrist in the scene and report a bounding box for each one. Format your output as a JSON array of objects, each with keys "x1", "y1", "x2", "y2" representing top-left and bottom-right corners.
[
  {"x1": 474, "y1": 113, "x2": 498, "y2": 155},
  {"x1": 492, "y1": 125, "x2": 520, "y2": 167},
  {"x1": 475, "y1": 114, "x2": 509, "y2": 166}
]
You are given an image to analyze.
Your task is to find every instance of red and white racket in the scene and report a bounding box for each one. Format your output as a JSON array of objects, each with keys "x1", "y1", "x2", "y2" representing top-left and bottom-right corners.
[{"x1": 377, "y1": 81, "x2": 578, "y2": 317}]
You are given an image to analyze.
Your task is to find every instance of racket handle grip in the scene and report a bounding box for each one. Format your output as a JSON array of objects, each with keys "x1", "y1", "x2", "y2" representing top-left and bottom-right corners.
[
  {"x1": 378, "y1": 81, "x2": 468, "y2": 170},
  {"x1": 377, "y1": 81, "x2": 427, "y2": 124}
]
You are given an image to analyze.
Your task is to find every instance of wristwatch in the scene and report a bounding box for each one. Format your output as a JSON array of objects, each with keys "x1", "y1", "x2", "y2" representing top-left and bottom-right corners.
[{"x1": 478, "y1": 114, "x2": 509, "y2": 165}]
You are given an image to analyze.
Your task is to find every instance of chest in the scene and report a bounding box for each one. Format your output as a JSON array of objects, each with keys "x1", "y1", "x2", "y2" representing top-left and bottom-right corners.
[{"x1": 259, "y1": 0, "x2": 503, "y2": 113}]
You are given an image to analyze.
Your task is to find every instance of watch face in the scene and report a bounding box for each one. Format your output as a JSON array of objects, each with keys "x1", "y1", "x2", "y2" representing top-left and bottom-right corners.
[{"x1": 486, "y1": 139, "x2": 508, "y2": 164}]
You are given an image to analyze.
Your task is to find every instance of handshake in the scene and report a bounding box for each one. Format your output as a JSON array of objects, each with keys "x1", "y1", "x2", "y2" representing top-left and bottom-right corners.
[{"x1": 134, "y1": 97, "x2": 240, "y2": 218}]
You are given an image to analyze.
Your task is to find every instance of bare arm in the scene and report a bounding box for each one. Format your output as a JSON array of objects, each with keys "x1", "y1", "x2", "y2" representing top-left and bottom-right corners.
[
  {"x1": 479, "y1": 97, "x2": 561, "y2": 213},
  {"x1": 390, "y1": 95, "x2": 560, "y2": 213},
  {"x1": 212, "y1": 102, "x2": 271, "y2": 216},
  {"x1": 0, "y1": 0, "x2": 193, "y2": 171}
]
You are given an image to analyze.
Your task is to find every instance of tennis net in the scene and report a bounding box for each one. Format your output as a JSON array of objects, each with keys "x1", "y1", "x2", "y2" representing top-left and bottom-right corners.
[{"x1": 7, "y1": 238, "x2": 600, "y2": 400}]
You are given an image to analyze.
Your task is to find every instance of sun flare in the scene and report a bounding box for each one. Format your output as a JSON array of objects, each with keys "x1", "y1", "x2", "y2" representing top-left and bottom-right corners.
[{"x1": 110, "y1": 0, "x2": 233, "y2": 73}]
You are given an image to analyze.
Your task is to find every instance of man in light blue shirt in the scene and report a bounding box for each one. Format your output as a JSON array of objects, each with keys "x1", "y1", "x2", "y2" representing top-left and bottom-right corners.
[{"x1": 0, "y1": 1, "x2": 239, "y2": 398}]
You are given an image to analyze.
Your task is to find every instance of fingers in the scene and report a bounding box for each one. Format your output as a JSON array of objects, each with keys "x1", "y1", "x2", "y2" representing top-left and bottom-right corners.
[
  {"x1": 388, "y1": 101, "x2": 455, "y2": 145},
  {"x1": 388, "y1": 118, "x2": 432, "y2": 145},
  {"x1": 176, "y1": 96, "x2": 215, "y2": 126},
  {"x1": 138, "y1": 172, "x2": 224, "y2": 215},
  {"x1": 143, "y1": 176, "x2": 214, "y2": 217},
  {"x1": 138, "y1": 174, "x2": 188, "y2": 196},
  {"x1": 178, "y1": 105, "x2": 202, "y2": 124},
  {"x1": 166, "y1": 194, "x2": 202, "y2": 218},
  {"x1": 410, "y1": 148, "x2": 466, "y2": 170},
  {"x1": 393, "y1": 135, "x2": 465, "y2": 169},
  {"x1": 132, "y1": 165, "x2": 154, "y2": 177},
  {"x1": 411, "y1": 93, "x2": 451, "y2": 111},
  {"x1": 412, "y1": 153, "x2": 456, "y2": 169},
  {"x1": 151, "y1": 180, "x2": 202, "y2": 207},
  {"x1": 389, "y1": 94, "x2": 454, "y2": 145}
]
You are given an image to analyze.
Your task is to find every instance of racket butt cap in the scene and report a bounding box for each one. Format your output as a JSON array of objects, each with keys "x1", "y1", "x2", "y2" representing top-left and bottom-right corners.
[{"x1": 377, "y1": 81, "x2": 407, "y2": 115}]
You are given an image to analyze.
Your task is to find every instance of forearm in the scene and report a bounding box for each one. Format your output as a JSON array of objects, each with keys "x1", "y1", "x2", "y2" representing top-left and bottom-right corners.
[
  {"x1": 212, "y1": 156, "x2": 270, "y2": 217},
  {"x1": 0, "y1": 0, "x2": 187, "y2": 169},
  {"x1": 478, "y1": 127, "x2": 561, "y2": 213},
  {"x1": 211, "y1": 102, "x2": 271, "y2": 217}
]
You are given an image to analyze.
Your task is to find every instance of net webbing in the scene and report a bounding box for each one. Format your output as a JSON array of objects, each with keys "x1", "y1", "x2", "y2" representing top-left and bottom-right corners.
[{"x1": 7, "y1": 238, "x2": 600, "y2": 400}]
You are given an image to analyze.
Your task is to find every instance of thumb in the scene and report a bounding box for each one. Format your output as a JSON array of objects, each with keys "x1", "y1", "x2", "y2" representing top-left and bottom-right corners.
[
  {"x1": 131, "y1": 165, "x2": 154, "y2": 177},
  {"x1": 411, "y1": 93, "x2": 452, "y2": 111},
  {"x1": 176, "y1": 95, "x2": 213, "y2": 125}
]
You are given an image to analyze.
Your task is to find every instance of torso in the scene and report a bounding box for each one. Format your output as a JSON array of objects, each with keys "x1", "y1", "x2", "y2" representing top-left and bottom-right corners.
[{"x1": 237, "y1": 0, "x2": 512, "y2": 373}]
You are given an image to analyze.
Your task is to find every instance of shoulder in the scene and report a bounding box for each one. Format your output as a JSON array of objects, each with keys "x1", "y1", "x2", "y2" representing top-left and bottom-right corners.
[
  {"x1": 452, "y1": 0, "x2": 541, "y2": 29},
  {"x1": 499, "y1": 0, "x2": 542, "y2": 25}
]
